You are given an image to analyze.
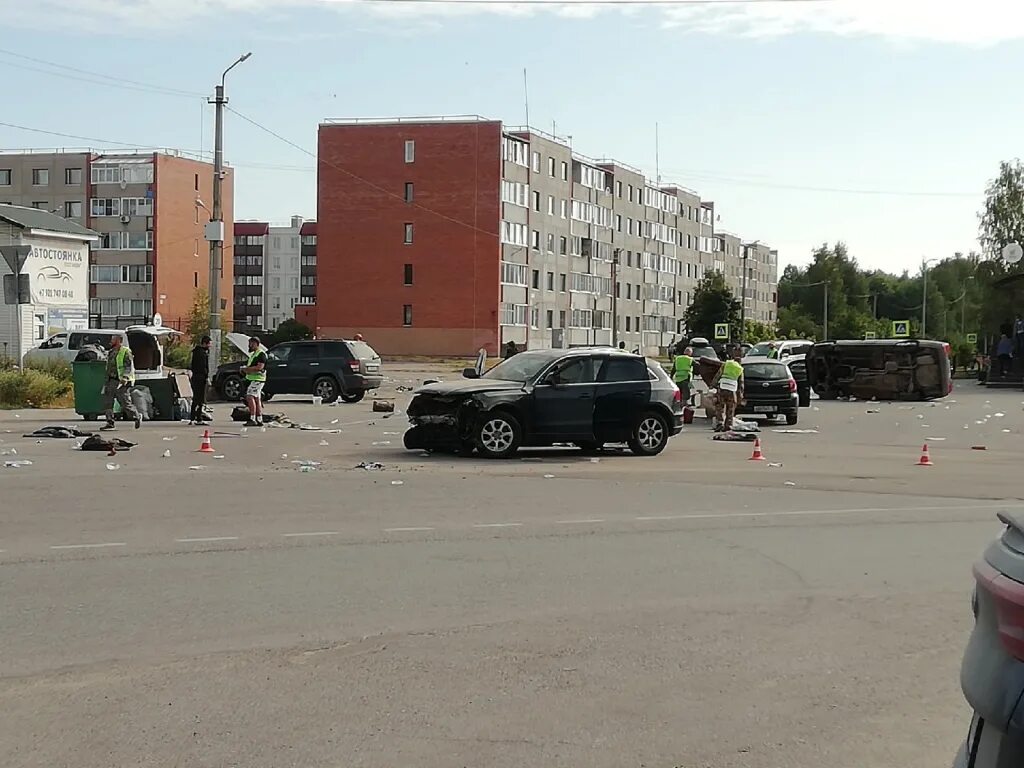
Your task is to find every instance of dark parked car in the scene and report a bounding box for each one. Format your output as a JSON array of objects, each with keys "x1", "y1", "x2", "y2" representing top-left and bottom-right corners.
[
  {"x1": 404, "y1": 348, "x2": 683, "y2": 458},
  {"x1": 214, "y1": 337, "x2": 383, "y2": 404},
  {"x1": 736, "y1": 359, "x2": 799, "y2": 425},
  {"x1": 745, "y1": 340, "x2": 813, "y2": 407},
  {"x1": 954, "y1": 512, "x2": 1024, "y2": 767}
]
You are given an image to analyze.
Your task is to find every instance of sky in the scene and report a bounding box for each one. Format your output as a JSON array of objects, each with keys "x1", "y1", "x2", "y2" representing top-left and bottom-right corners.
[{"x1": 1, "y1": 0, "x2": 1021, "y2": 273}]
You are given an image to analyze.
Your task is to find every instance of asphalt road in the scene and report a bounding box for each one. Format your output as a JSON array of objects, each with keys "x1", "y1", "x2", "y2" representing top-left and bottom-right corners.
[{"x1": 1, "y1": 377, "x2": 1021, "y2": 767}]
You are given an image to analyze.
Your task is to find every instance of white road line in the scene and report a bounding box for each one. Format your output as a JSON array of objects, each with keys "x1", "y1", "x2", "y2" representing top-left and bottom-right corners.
[
  {"x1": 384, "y1": 527, "x2": 435, "y2": 533},
  {"x1": 282, "y1": 531, "x2": 340, "y2": 538},
  {"x1": 50, "y1": 542, "x2": 126, "y2": 550},
  {"x1": 634, "y1": 503, "x2": 1014, "y2": 524},
  {"x1": 175, "y1": 536, "x2": 240, "y2": 543},
  {"x1": 556, "y1": 519, "x2": 605, "y2": 525},
  {"x1": 473, "y1": 523, "x2": 523, "y2": 529}
]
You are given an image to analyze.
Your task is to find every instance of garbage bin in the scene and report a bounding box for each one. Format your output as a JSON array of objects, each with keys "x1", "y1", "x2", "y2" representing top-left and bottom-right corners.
[{"x1": 72, "y1": 361, "x2": 108, "y2": 421}]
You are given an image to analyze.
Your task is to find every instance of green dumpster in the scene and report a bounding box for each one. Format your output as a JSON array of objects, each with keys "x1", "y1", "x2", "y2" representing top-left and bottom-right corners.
[{"x1": 72, "y1": 361, "x2": 107, "y2": 421}]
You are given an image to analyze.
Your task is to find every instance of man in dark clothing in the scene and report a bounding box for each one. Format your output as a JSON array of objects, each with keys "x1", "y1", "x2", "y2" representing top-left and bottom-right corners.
[
  {"x1": 504, "y1": 340, "x2": 519, "y2": 359},
  {"x1": 189, "y1": 335, "x2": 212, "y2": 425}
]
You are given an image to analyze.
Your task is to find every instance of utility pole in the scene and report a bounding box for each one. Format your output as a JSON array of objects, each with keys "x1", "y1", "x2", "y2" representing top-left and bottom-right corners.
[
  {"x1": 823, "y1": 281, "x2": 829, "y2": 341},
  {"x1": 207, "y1": 52, "x2": 251, "y2": 367}
]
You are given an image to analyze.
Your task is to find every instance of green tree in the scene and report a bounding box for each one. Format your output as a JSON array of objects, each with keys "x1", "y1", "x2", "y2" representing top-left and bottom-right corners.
[
  {"x1": 682, "y1": 271, "x2": 741, "y2": 341},
  {"x1": 187, "y1": 289, "x2": 211, "y2": 340},
  {"x1": 743, "y1": 320, "x2": 777, "y2": 344},
  {"x1": 266, "y1": 319, "x2": 312, "y2": 348},
  {"x1": 980, "y1": 160, "x2": 1024, "y2": 258}
]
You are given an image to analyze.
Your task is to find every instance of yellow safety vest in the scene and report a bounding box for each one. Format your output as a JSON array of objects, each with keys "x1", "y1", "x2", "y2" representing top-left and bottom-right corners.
[
  {"x1": 245, "y1": 350, "x2": 267, "y2": 382},
  {"x1": 115, "y1": 347, "x2": 135, "y2": 384},
  {"x1": 673, "y1": 355, "x2": 693, "y2": 383}
]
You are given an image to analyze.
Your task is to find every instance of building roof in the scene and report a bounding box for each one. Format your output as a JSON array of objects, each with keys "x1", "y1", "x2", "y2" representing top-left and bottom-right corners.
[
  {"x1": 235, "y1": 222, "x2": 270, "y2": 236},
  {"x1": 0, "y1": 204, "x2": 98, "y2": 239},
  {"x1": 300, "y1": 221, "x2": 317, "y2": 236}
]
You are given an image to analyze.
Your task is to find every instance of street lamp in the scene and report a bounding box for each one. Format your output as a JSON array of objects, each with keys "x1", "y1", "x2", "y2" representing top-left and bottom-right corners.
[
  {"x1": 803, "y1": 280, "x2": 830, "y2": 341},
  {"x1": 921, "y1": 257, "x2": 941, "y2": 337},
  {"x1": 951, "y1": 276, "x2": 975, "y2": 334},
  {"x1": 207, "y1": 52, "x2": 252, "y2": 367}
]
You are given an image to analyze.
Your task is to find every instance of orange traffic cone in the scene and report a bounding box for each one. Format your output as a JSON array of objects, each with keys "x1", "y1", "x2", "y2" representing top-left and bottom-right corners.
[
  {"x1": 198, "y1": 429, "x2": 214, "y2": 454},
  {"x1": 749, "y1": 437, "x2": 765, "y2": 461},
  {"x1": 917, "y1": 443, "x2": 933, "y2": 466}
]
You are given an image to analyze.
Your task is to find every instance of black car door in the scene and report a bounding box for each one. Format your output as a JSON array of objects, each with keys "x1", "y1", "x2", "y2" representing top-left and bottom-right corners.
[
  {"x1": 531, "y1": 355, "x2": 599, "y2": 440},
  {"x1": 594, "y1": 356, "x2": 653, "y2": 442},
  {"x1": 283, "y1": 343, "x2": 320, "y2": 394}
]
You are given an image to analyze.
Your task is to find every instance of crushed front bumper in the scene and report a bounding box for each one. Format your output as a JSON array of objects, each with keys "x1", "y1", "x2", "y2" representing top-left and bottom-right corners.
[{"x1": 404, "y1": 395, "x2": 481, "y2": 450}]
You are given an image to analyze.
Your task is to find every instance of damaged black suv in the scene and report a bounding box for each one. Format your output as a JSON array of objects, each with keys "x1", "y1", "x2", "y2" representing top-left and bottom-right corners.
[{"x1": 404, "y1": 348, "x2": 684, "y2": 458}]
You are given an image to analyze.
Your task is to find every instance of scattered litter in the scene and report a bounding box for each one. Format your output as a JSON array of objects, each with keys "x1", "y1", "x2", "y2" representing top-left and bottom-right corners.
[
  {"x1": 423, "y1": 379, "x2": 439, "y2": 385},
  {"x1": 214, "y1": 454, "x2": 225, "y2": 460},
  {"x1": 299, "y1": 465, "x2": 316, "y2": 473},
  {"x1": 391, "y1": 480, "x2": 404, "y2": 486},
  {"x1": 330, "y1": 419, "x2": 339, "y2": 425},
  {"x1": 1003, "y1": 429, "x2": 1012, "y2": 434},
  {"x1": 712, "y1": 432, "x2": 758, "y2": 442},
  {"x1": 395, "y1": 386, "x2": 414, "y2": 393},
  {"x1": 23, "y1": 426, "x2": 93, "y2": 439},
  {"x1": 292, "y1": 460, "x2": 322, "y2": 467},
  {"x1": 964, "y1": 425, "x2": 970, "y2": 430},
  {"x1": 162, "y1": 450, "x2": 172, "y2": 458},
  {"x1": 921, "y1": 424, "x2": 931, "y2": 428},
  {"x1": 356, "y1": 461, "x2": 385, "y2": 471},
  {"x1": 784, "y1": 481, "x2": 797, "y2": 486},
  {"x1": 312, "y1": 396, "x2": 323, "y2": 407},
  {"x1": 188, "y1": 465, "x2": 206, "y2": 471},
  {"x1": 995, "y1": 412, "x2": 1006, "y2": 418},
  {"x1": 543, "y1": 474, "x2": 556, "y2": 479},
  {"x1": 590, "y1": 457, "x2": 601, "y2": 463},
  {"x1": 767, "y1": 462, "x2": 783, "y2": 468},
  {"x1": 4, "y1": 460, "x2": 33, "y2": 468},
  {"x1": 281, "y1": 454, "x2": 289, "y2": 459},
  {"x1": 105, "y1": 463, "x2": 119, "y2": 471},
  {"x1": 372, "y1": 441, "x2": 391, "y2": 446},
  {"x1": 916, "y1": 414, "x2": 925, "y2": 419},
  {"x1": 865, "y1": 409, "x2": 880, "y2": 414},
  {"x1": 372, "y1": 400, "x2": 395, "y2": 413},
  {"x1": 383, "y1": 431, "x2": 401, "y2": 436},
  {"x1": 319, "y1": 439, "x2": 330, "y2": 446},
  {"x1": 926, "y1": 437, "x2": 947, "y2": 441},
  {"x1": 975, "y1": 421, "x2": 986, "y2": 425},
  {"x1": 81, "y1": 435, "x2": 135, "y2": 452},
  {"x1": 772, "y1": 429, "x2": 818, "y2": 434},
  {"x1": 971, "y1": 446, "x2": 987, "y2": 451},
  {"x1": 731, "y1": 419, "x2": 760, "y2": 433},
  {"x1": 0, "y1": 448, "x2": 17, "y2": 456},
  {"x1": 162, "y1": 436, "x2": 177, "y2": 442}
]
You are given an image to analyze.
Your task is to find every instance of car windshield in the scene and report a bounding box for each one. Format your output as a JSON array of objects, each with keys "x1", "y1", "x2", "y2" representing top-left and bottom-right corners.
[
  {"x1": 743, "y1": 362, "x2": 790, "y2": 379},
  {"x1": 746, "y1": 342, "x2": 776, "y2": 358},
  {"x1": 482, "y1": 352, "x2": 557, "y2": 383}
]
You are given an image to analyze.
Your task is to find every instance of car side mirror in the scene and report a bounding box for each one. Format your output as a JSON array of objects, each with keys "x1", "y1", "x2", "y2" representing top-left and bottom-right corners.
[{"x1": 462, "y1": 367, "x2": 479, "y2": 379}]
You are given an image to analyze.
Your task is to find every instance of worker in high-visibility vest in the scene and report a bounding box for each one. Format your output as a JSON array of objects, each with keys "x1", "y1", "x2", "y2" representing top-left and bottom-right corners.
[
  {"x1": 670, "y1": 346, "x2": 695, "y2": 405},
  {"x1": 240, "y1": 335, "x2": 269, "y2": 427},
  {"x1": 713, "y1": 345, "x2": 745, "y2": 432},
  {"x1": 101, "y1": 335, "x2": 141, "y2": 431}
]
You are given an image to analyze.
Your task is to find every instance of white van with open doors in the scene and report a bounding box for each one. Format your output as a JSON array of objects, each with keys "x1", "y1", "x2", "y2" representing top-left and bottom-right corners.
[{"x1": 23, "y1": 325, "x2": 180, "y2": 379}]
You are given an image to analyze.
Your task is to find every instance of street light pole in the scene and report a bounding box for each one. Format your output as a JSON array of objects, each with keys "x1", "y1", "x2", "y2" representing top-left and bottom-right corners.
[
  {"x1": 740, "y1": 246, "x2": 749, "y2": 342},
  {"x1": 208, "y1": 52, "x2": 251, "y2": 366},
  {"x1": 921, "y1": 257, "x2": 940, "y2": 337}
]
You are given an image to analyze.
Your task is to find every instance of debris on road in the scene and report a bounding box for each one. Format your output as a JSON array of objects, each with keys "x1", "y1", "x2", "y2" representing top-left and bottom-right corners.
[
  {"x1": 372, "y1": 441, "x2": 391, "y2": 446},
  {"x1": 926, "y1": 437, "x2": 947, "y2": 442},
  {"x1": 162, "y1": 436, "x2": 176, "y2": 441},
  {"x1": 543, "y1": 474, "x2": 556, "y2": 479},
  {"x1": 23, "y1": 426, "x2": 93, "y2": 439},
  {"x1": 4, "y1": 460, "x2": 33, "y2": 468},
  {"x1": 395, "y1": 386, "x2": 414, "y2": 393},
  {"x1": 372, "y1": 401, "x2": 395, "y2": 413},
  {"x1": 188, "y1": 465, "x2": 206, "y2": 471},
  {"x1": 162, "y1": 450, "x2": 172, "y2": 458},
  {"x1": 391, "y1": 480, "x2": 404, "y2": 485},
  {"x1": 772, "y1": 429, "x2": 819, "y2": 434},
  {"x1": 291, "y1": 460, "x2": 322, "y2": 467},
  {"x1": 356, "y1": 461, "x2": 385, "y2": 471},
  {"x1": 784, "y1": 481, "x2": 797, "y2": 486},
  {"x1": 105, "y1": 463, "x2": 119, "y2": 471},
  {"x1": 712, "y1": 432, "x2": 758, "y2": 442},
  {"x1": 319, "y1": 439, "x2": 330, "y2": 446},
  {"x1": 865, "y1": 409, "x2": 881, "y2": 414},
  {"x1": 971, "y1": 445, "x2": 987, "y2": 451}
]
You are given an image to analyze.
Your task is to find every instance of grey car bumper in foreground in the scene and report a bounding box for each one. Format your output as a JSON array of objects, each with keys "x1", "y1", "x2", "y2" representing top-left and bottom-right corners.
[{"x1": 953, "y1": 715, "x2": 1024, "y2": 768}]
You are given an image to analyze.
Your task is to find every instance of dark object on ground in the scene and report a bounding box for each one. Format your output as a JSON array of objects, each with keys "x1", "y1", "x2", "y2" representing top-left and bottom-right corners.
[
  {"x1": 81, "y1": 435, "x2": 136, "y2": 451},
  {"x1": 24, "y1": 426, "x2": 94, "y2": 439},
  {"x1": 807, "y1": 339, "x2": 952, "y2": 401},
  {"x1": 395, "y1": 385, "x2": 414, "y2": 393},
  {"x1": 355, "y1": 461, "x2": 385, "y2": 471},
  {"x1": 231, "y1": 405, "x2": 284, "y2": 423},
  {"x1": 423, "y1": 379, "x2": 439, "y2": 385},
  {"x1": 711, "y1": 431, "x2": 758, "y2": 442},
  {"x1": 214, "y1": 338, "x2": 382, "y2": 404},
  {"x1": 404, "y1": 348, "x2": 683, "y2": 459},
  {"x1": 372, "y1": 400, "x2": 396, "y2": 413},
  {"x1": 953, "y1": 511, "x2": 1024, "y2": 767}
]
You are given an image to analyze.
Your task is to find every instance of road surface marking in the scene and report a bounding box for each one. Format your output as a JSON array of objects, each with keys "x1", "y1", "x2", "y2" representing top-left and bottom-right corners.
[
  {"x1": 50, "y1": 542, "x2": 126, "y2": 550},
  {"x1": 282, "y1": 531, "x2": 340, "y2": 538},
  {"x1": 384, "y1": 527, "x2": 435, "y2": 533},
  {"x1": 634, "y1": 503, "x2": 1014, "y2": 524},
  {"x1": 175, "y1": 536, "x2": 240, "y2": 543},
  {"x1": 556, "y1": 519, "x2": 605, "y2": 525},
  {"x1": 473, "y1": 523, "x2": 523, "y2": 529}
]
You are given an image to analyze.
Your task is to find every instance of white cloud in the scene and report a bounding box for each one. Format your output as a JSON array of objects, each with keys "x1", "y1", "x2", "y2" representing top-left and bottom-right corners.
[{"x1": 5, "y1": 0, "x2": 1024, "y2": 45}]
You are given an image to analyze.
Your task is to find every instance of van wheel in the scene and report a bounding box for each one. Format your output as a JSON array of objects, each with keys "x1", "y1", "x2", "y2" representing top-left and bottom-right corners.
[
  {"x1": 475, "y1": 412, "x2": 522, "y2": 459},
  {"x1": 629, "y1": 411, "x2": 669, "y2": 456},
  {"x1": 786, "y1": 412, "x2": 799, "y2": 426},
  {"x1": 340, "y1": 390, "x2": 365, "y2": 404},
  {"x1": 313, "y1": 376, "x2": 339, "y2": 404}
]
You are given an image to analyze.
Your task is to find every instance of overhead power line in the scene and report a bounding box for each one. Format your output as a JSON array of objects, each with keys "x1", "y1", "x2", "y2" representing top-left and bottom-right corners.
[{"x1": 354, "y1": 0, "x2": 830, "y2": 4}]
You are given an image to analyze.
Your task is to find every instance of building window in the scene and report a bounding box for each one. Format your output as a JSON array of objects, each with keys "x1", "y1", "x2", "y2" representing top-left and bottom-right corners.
[
  {"x1": 626, "y1": 316, "x2": 632, "y2": 332},
  {"x1": 31, "y1": 201, "x2": 48, "y2": 210},
  {"x1": 616, "y1": 181, "x2": 622, "y2": 197},
  {"x1": 559, "y1": 200, "x2": 567, "y2": 219},
  {"x1": 559, "y1": 273, "x2": 567, "y2": 292},
  {"x1": 121, "y1": 197, "x2": 153, "y2": 217},
  {"x1": 404, "y1": 182, "x2": 414, "y2": 202},
  {"x1": 546, "y1": 271, "x2": 554, "y2": 291},
  {"x1": 500, "y1": 303, "x2": 529, "y2": 326},
  {"x1": 532, "y1": 191, "x2": 540, "y2": 212},
  {"x1": 404, "y1": 140, "x2": 415, "y2": 163},
  {"x1": 503, "y1": 137, "x2": 529, "y2": 167},
  {"x1": 64, "y1": 168, "x2": 82, "y2": 185},
  {"x1": 559, "y1": 236, "x2": 567, "y2": 255},
  {"x1": 546, "y1": 195, "x2": 554, "y2": 215},
  {"x1": 64, "y1": 201, "x2": 82, "y2": 218},
  {"x1": 546, "y1": 233, "x2": 555, "y2": 253},
  {"x1": 32, "y1": 169, "x2": 49, "y2": 186},
  {"x1": 626, "y1": 284, "x2": 632, "y2": 299},
  {"x1": 90, "y1": 198, "x2": 121, "y2": 217},
  {"x1": 530, "y1": 230, "x2": 539, "y2": 250},
  {"x1": 531, "y1": 269, "x2": 540, "y2": 289},
  {"x1": 531, "y1": 152, "x2": 540, "y2": 173},
  {"x1": 560, "y1": 161, "x2": 568, "y2": 181},
  {"x1": 0, "y1": 169, "x2": 10, "y2": 186},
  {"x1": 548, "y1": 157, "x2": 555, "y2": 177},
  {"x1": 501, "y1": 261, "x2": 529, "y2": 286},
  {"x1": 403, "y1": 304, "x2": 413, "y2": 326},
  {"x1": 403, "y1": 222, "x2": 413, "y2": 244},
  {"x1": 404, "y1": 263, "x2": 413, "y2": 285},
  {"x1": 500, "y1": 221, "x2": 528, "y2": 246}
]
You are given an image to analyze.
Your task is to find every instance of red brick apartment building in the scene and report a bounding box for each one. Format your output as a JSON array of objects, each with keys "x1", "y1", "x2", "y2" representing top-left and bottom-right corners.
[
  {"x1": 316, "y1": 116, "x2": 778, "y2": 357},
  {"x1": 0, "y1": 150, "x2": 234, "y2": 329}
]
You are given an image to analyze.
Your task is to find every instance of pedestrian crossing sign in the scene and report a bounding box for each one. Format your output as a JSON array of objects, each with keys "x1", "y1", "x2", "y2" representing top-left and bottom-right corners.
[
  {"x1": 966, "y1": 333, "x2": 978, "y2": 345},
  {"x1": 864, "y1": 331, "x2": 876, "y2": 339},
  {"x1": 892, "y1": 320, "x2": 910, "y2": 338},
  {"x1": 714, "y1": 323, "x2": 730, "y2": 340}
]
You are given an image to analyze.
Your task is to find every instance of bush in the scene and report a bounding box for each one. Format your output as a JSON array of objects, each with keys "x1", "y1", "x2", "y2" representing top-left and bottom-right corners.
[
  {"x1": 23, "y1": 359, "x2": 72, "y2": 382},
  {"x1": 164, "y1": 343, "x2": 193, "y2": 370},
  {"x1": 0, "y1": 369, "x2": 72, "y2": 408}
]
